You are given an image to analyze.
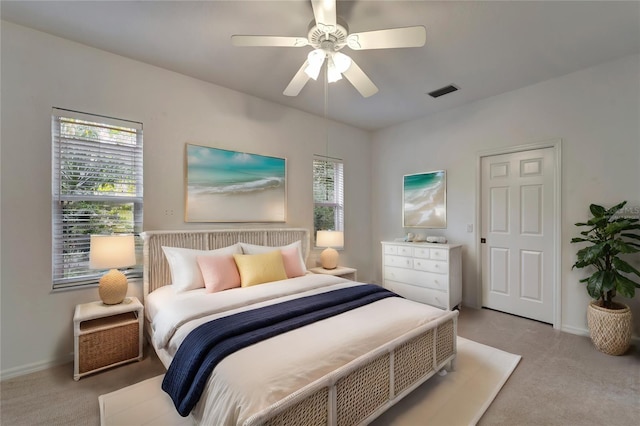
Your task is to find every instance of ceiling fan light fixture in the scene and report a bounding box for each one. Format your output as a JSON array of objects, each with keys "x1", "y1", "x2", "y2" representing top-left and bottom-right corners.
[
  {"x1": 305, "y1": 49, "x2": 325, "y2": 80},
  {"x1": 332, "y1": 52, "x2": 352, "y2": 73},
  {"x1": 327, "y1": 61, "x2": 342, "y2": 83},
  {"x1": 232, "y1": 0, "x2": 425, "y2": 98}
]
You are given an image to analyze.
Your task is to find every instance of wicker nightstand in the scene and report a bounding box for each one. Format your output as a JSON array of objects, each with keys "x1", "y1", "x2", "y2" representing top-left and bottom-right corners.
[
  {"x1": 309, "y1": 266, "x2": 358, "y2": 281},
  {"x1": 73, "y1": 297, "x2": 143, "y2": 381}
]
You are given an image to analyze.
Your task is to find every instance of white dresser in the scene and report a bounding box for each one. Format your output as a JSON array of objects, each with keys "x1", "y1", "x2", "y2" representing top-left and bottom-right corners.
[{"x1": 381, "y1": 241, "x2": 462, "y2": 310}]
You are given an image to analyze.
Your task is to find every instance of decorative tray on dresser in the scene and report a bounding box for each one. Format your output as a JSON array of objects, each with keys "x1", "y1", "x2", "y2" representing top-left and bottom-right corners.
[{"x1": 381, "y1": 241, "x2": 462, "y2": 310}]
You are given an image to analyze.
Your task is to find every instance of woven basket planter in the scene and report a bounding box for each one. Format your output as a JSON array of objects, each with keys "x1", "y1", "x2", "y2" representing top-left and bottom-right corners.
[{"x1": 587, "y1": 301, "x2": 632, "y2": 356}]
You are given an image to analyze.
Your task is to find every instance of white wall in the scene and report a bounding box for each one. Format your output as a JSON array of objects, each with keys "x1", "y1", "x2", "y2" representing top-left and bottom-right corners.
[
  {"x1": 372, "y1": 54, "x2": 640, "y2": 336},
  {"x1": 0, "y1": 22, "x2": 372, "y2": 378},
  {"x1": 2, "y1": 19, "x2": 638, "y2": 379}
]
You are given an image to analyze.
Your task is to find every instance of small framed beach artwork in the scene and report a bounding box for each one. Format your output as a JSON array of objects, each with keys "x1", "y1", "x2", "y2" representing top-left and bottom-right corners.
[
  {"x1": 403, "y1": 170, "x2": 446, "y2": 228},
  {"x1": 185, "y1": 144, "x2": 286, "y2": 222}
]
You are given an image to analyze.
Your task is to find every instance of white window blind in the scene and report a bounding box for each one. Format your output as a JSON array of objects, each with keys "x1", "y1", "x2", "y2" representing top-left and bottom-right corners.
[
  {"x1": 52, "y1": 108, "x2": 143, "y2": 289},
  {"x1": 313, "y1": 157, "x2": 344, "y2": 245}
]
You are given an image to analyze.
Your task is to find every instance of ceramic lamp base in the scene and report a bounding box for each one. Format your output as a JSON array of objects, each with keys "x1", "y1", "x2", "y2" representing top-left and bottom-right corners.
[
  {"x1": 320, "y1": 247, "x2": 339, "y2": 270},
  {"x1": 99, "y1": 269, "x2": 128, "y2": 305}
]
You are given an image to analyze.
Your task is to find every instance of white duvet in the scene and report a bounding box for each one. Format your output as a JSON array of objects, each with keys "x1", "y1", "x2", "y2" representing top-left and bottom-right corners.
[{"x1": 147, "y1": 274, "x2": 450, "y2": 425}]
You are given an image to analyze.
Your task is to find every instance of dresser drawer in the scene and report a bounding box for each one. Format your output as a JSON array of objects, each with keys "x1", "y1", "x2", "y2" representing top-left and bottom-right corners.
[
  {"x1": 384, "y1": 254, "x2": 413, "y2": 269},
  {"x1": 413, "y1": 258, "x2": 447, "y2": 274},
  {"x1": 420, "y1": 271, "x2": 449, "y2": 291},
  {"x1": 385, "y1": 280, "x2": 448, "y2": 309},
  {"x1": 430, "y1": 248, "x2": 448, "y2": 261},
  {"x1": 413, "y1": 247, "x2": 430, "y2": 259},
  {"x1": 384, "y1": 266, "x2": 448, "y2": 291},
  {"x1": 397, "y1": 245, "x2": 413, "y2": 257},
  {"x1": 384, "y1": 245, "x2": 399, "y2": 255}
]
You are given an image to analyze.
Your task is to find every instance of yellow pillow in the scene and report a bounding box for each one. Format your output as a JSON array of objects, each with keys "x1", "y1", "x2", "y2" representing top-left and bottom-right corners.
[{"x1": 233, "y1": 250, "x2": 288, "y2": 287}]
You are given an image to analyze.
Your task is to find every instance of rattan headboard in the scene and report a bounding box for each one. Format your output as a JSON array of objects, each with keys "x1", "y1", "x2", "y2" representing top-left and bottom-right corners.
[{"x1": 140, "y1": 228, "x2": 310, "y2": 301}]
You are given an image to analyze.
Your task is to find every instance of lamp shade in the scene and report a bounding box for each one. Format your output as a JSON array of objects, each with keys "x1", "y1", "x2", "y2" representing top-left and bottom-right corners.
[
  {"x1": 90, "y1": 234, "x2": 136, "y2": 269},
  {"x1": 316, "y1": 230, "x2": 344, "y2": 248}
]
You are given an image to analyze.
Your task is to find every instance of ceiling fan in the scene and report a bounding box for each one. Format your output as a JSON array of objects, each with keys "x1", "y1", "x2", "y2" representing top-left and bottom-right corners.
[{"x1": 231, "y1": 0, "x2": 426, "y2": 98}]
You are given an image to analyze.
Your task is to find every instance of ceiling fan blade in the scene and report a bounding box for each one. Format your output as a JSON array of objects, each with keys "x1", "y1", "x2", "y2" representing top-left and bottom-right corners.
[
  {"x1": 231, "y1": 35, "x2": 308, "y2": 47},
  {"x1": 347, "y1": 26, "x2": 426, "y2": 50},
  {"x1": 283, "y1": 60, "x2": 312, "y2": 97},
  {"x1": 311, "y1": 0, "x2": 337, "y2": 33},
  {"x1": 342, "y1": 58, "x2": 378, "y2": 98}
]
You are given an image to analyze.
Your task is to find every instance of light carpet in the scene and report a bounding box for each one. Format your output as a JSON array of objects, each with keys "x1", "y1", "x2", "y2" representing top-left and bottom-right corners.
[{"x1": 99, "y1": 337, "x2": 520, "y2": 426}]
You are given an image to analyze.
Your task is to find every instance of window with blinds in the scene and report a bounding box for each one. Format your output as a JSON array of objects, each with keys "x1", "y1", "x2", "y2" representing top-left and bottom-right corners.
[
  {"x1": 52, "y1": 108, "x2": 143, "y2": 289},
  {"x1": 313, "y1": 157, "x2": 344, "y2": 246}
]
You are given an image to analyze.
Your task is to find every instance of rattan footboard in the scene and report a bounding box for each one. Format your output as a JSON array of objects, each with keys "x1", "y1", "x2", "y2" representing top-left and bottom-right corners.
[{"x1": 245, "y1": 312, "x2": 458, "y2": 426}]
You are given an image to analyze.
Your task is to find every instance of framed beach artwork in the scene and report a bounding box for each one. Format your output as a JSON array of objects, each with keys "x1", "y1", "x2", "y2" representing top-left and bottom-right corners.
[
  {"x1": 185, "y1": 144, "x2": 286, "y2": 222},
  {"x1": 403, "y1": 170, "x2": 446, "y2": 228}
]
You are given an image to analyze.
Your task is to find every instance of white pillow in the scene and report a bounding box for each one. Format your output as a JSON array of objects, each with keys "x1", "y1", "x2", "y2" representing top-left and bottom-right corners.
[
  {"x1": 239, "y1": 240, "x2": 307, "y2": 275},
  {"x1": 162, "y1": 244, "x2": 241, "y2": 293}
]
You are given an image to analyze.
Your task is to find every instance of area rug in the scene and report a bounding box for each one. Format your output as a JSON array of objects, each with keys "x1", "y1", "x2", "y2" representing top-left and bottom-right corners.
[
  {"x1": 99, "y1": 337, "x2": 520, "y2": 426},
  {"x1": 370, "y1": 337, "x2": 521, "y2": 425}
]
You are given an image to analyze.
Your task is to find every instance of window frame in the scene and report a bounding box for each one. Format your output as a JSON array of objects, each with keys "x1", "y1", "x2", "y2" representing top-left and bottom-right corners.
[
  {"x1": 313, "y1": 156, "x2": 344, "y2": 247},
  {"x1": 51, "y1": 108, "x2": 143, "y2": 290}
]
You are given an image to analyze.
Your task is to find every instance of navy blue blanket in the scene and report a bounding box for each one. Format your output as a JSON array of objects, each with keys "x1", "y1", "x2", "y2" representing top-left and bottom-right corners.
[{"x1": 162, "y1": 284, "x2": 398, "y2": 416}]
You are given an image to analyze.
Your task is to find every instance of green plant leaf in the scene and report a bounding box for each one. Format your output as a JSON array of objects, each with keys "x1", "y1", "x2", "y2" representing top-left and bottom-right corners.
[
  {"x1": 611, "y1": 239, "x2": 639, "y2": 254},
  {"x1": 586, "y1": 271, "x2": 605, "y2": 299},
  {"x1": 575, "y1": 243, "x2": 606, "y2": 266},
  {"x1": 586, "y1": 217, "x2": 607, "y2": 227},
  {"x1": 571, "y1": 237, "x2": 589, "y2": 243},
  {"x1": 612, "y1": 257, "x2": 640, "y2": 277},
  {"x1": 614, "y1": 273, "x2": 638, "y2": 298},
  {"x1": 605, "y1": 201, "x2": 627, "y2": 216},
  {"x1": 605, "y1": 220, "x2": 633, "y2": 236},
  {"x1": 590, "y1": 204, "x2": 606, "y2": 217}
]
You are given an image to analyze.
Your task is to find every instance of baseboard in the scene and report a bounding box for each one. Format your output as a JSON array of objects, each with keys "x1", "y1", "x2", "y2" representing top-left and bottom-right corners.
[
  {"x1": 0, "y1": 352, "x2": 73, "y2": 382},
  {"x1": 560, "y1": 324, "x2": 589, "y2": 337},
  {"x1": 562, "y1": 324, "x2": 640, "y2": 345}
]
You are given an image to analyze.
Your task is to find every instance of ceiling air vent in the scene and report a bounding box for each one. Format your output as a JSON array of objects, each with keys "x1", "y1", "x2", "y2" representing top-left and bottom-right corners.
[{"x1": 428, "y1": 84, "x2": 459, "y2": 98}]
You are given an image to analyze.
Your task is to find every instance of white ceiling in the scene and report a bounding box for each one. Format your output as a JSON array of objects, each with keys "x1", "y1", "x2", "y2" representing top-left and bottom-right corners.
[{"x1": 2, "y1": 0, "x2": 639, "y2": 131}]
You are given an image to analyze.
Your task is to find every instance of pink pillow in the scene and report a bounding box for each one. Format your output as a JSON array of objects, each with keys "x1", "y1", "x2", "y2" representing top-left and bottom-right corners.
[
  {"x1": 281, "y1": 246, "x2": 305, "y2": 278},
  {"x1": 196, "y1": 254, "x2": 241, "y2": 293}
]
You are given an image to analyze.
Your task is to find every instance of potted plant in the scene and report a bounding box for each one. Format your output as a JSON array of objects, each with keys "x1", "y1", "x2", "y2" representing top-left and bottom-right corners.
[{"x1": 571, "y1": 201, "x2": 640, "y2": 355}]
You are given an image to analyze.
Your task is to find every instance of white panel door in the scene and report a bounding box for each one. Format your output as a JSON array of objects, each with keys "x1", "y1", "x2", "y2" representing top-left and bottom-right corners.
[{"x1": 481, "y1": 147, "x2": 556, "y2": 323}]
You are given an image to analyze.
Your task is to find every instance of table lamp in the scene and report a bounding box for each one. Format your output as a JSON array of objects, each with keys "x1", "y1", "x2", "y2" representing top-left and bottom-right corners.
[
  {"x1": 90, "y1": 234, "x2": 136, "y2": 305},
  {"x1": 316, "y1": 230, "x2": 344, "y2": 270}
]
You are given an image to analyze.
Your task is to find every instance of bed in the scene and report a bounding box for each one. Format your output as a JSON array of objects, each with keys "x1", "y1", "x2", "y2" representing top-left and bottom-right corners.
[{"x1": 141, "y1": 228, "x2": 458, "y2": 426}]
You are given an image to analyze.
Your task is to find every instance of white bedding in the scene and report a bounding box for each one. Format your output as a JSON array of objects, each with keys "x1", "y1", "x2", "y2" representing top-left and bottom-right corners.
[{"x1": 147, "y1": 274, "x2": 451, "y2": 425}]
